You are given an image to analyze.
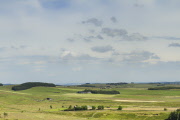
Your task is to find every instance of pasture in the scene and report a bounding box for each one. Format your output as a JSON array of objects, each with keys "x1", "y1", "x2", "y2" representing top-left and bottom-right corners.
[{"x1": 0, "y1": 83, "x2": 179, "y2": 120}]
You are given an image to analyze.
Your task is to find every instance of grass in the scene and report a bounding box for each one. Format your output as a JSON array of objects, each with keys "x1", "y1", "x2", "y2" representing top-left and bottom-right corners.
[{"x1": 0, "y1": 84, "x2": 179, "y2": 119}]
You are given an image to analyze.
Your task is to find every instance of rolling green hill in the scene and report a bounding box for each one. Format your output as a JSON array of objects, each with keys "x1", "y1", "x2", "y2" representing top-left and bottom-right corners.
[{"x1": 0, "y1": 83, "x2": 179, "y2": 119}]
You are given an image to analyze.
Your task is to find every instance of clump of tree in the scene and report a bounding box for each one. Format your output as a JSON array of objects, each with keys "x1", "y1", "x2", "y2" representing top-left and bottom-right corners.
[
  {"x1": 165, "y1": 109, "x2": 180, "y2": 120},
  {"x1": 12, "y1": 82, "x2": 56, "y2": 91},
  {"x1": 97, "y1": 105, "x2": 104, "y2": 110},
  {"x1": 92, "y1": 106, "x2": 96, "y2": 110},
  {"x1": 64, "y1": 105, "x2": 88, "y2": 111},
  {"x1": 75, "y1": 105, "x2": 88, "y2": 111},
  {"x1": 81, "y1": 89, "x2": 120, "y2": 94},
  {"x1": 50, "y1": 105, "x2": 52, "y2": 109},
  {"x1": 0, "y1": 83, "x2": 3, "y2": 86},
  {"x1": 117, "y1": 106, "x2": 122, "y2": 110},
  {"x1": 3, "y1": 112, "x2": 8, "y2": 118},
  {"x1": 148, "y1": 87, "x2": 180, "y2": 90}
]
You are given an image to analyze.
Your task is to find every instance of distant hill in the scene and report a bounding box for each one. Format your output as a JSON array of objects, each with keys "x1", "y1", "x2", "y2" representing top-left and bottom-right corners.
[
  {"x1": 3, "y1": 84, "x2": 16, "y2": 86},
  {"x1": 12, "y1": 82, "x2": 56, "y2": 91},
  {"x1": 159, "y1": 82, "x2": 180, "y2": 84}
]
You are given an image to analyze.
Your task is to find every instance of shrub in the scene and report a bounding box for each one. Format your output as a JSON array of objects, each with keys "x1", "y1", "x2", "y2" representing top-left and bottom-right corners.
[
  {"x1": 3, "y1": 112, "x2": 8, "y2": 118},
  {"x1": 64, "y1": 105, "x2": 74, "y2": 111},
  {"x1": 164, "y1": 108, "x2": 167, "y2": 111},
  {"x1": 165, "y1": 109, "x2": 180, "y2": 120},
  {"x1": 74, "y1": 105, "x2": 88, "y2": 110},
  {"x1": 81, "y1": 105, "x2": 88, "y2": 110},
  {"x1": 64, "y1": 105, "x2": 88, "y2": 111},
  {"x1": 92, "y1": 106, "x2": 96, "y2": 110},
  {"x1": 118, "y1": 106, "x2": 122, "y2": 110},
  {"x1": 68, "y1": 105, "x2": 72, "y2": 109},
  {"x1": 97, "y1": 105, "x2": 104, "y2": 110}
]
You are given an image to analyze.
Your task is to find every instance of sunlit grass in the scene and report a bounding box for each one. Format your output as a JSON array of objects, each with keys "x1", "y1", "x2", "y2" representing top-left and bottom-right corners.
[{"x1": 0, "y1": 84, "x2": 179, "y2": 119}]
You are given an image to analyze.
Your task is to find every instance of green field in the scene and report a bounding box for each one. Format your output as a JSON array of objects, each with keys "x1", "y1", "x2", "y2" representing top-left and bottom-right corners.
[{"x1": 0, "y1": 83, "x2": 179, "y2": 120}]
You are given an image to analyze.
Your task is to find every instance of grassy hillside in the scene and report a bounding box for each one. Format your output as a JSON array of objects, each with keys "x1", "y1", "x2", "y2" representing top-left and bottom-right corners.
[{"x1": 0, "y1": 83, "x2": 179, "y2": 119}]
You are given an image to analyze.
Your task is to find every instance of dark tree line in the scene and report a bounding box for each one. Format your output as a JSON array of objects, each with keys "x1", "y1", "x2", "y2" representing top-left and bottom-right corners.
[
  {"x1": 97, "y1": 105, "x2": 104, "y2": 110},
  {"x1": 12, "y1": 82, "x2": 56, "y2": 91},
  {"x1": 78, "y1": 84, "x2": 96, "y2": 87},
  {"x1": 82, "y1": 89, "x2": 120, "y2": 94},
  {"x1": 64, "y1": 105, "x2": 88, "y2": 111},
  {"x1": 148, "y1": 87, "x2": 180, "y2": 90},
  {"x1": 64, "y1": 105, "x2": 122, "y2": 111},
  {"x1": 106, "y1": 82, "x2": 128, "y2": 85}
]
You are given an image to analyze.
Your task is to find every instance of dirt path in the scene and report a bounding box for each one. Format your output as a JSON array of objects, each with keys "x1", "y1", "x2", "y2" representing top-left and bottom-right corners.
[{"x1": 91, "y1": 111, "x2": 99, "y2": 118}]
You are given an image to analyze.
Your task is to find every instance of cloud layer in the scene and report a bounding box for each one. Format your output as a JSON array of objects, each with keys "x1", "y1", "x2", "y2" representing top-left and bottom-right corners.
[{"x1": 0, "y1": 0, "x2": 180, "y2": 84}]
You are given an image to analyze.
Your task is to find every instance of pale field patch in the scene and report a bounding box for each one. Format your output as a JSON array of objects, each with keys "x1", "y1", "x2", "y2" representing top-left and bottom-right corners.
[
  {"x1": 63, "y1": 93, "x2": 115, "y2": 98},
  {"x1": 164, "y1": 96, "x2": 180, "y2": 98},
  {"x1": 123, "y1": 107, "x2": 177, "y2": 111},
  {"x1": 114, "y1": 100, "x2": 164, "y2": 102},
  {"x1": 0, "y1": 90, "x2": 31, "y2": 95}
]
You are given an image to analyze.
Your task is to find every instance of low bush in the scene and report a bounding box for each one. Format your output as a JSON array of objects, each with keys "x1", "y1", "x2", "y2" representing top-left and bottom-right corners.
[
  {"x1": 64, "y1": 105, "x2": 88, "y2": 111},
  {"x1": 165, "y1": 109, "x2": 180, "y2": 120},
  {"x1": 97, "y1": 105, "x2": 104, "y2": 110},
  {"x1": 118, "y1": 106, "x2": 122, "y2": 110},
  {"x1": 92, "y1": 106, "x2": 96, "y2": 110}
]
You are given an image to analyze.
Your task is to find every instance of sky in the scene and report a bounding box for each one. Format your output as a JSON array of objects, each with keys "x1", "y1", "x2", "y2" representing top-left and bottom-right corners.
[{"x1": 0, "y1": 0, "x2": 180, "y2": 84}]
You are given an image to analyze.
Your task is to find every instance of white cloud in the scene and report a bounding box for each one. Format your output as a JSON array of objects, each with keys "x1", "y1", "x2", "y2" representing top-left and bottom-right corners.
[
  {"x1": 0, "y1": 0, "x2": 179, "y2": 84},
  {"x1": 34, "y1": 68, "x2": 45, "y2": 72},
  {"x1": 72, "y1": 67, "x2": 83, "y2": 71},
  {"x1": 60, "y1": 53, "x2": 99, "y2": 62}
]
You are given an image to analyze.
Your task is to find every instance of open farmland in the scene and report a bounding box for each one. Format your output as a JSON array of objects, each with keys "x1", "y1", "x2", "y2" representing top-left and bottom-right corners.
[{"x1": 0, "y1": 83, "x2": 179, "y2": 120}]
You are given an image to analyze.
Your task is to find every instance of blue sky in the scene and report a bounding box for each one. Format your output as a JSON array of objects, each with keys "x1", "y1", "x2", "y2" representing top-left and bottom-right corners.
[{"x1": 0, "y1": 0, "x2": 180, "y2": 84}]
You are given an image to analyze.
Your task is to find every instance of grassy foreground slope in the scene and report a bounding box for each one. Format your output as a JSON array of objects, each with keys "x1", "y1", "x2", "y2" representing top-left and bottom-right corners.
[{"x1": 0, "y1": 83, "x2": 179, "y2": 120}]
